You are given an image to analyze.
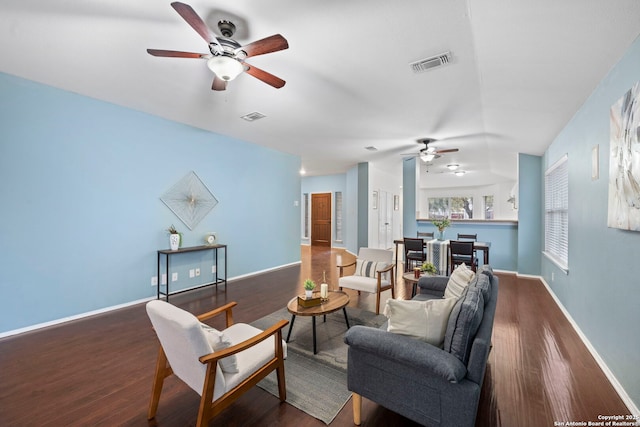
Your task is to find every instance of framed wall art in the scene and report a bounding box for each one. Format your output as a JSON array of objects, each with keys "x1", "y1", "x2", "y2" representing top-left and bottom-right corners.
[{"x1": 608, "y1": 81, "x2": 640, "y2": 231}]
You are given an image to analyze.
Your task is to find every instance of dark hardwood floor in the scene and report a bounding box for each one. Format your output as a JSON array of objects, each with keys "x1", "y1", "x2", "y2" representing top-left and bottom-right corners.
[{"x1": 0, "y1": 246, "x2": 632, "y2": 426}]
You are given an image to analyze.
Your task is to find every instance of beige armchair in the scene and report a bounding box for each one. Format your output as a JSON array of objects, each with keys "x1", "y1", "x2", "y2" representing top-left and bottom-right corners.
[
  {"x1": 146, "y1": 300, "x2": 288, "y2": 427},
  {"x1": 337, "y1": 247, "x2": 395, "y2": 314}
]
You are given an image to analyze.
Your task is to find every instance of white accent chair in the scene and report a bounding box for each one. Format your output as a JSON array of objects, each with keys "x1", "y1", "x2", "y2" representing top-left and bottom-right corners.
[
  {"x1": 337, "y1": 248, "x2": 396, "y2": 314},
  {"x1": 146, "y1": 300, "x2": 288, "y2": 427}
]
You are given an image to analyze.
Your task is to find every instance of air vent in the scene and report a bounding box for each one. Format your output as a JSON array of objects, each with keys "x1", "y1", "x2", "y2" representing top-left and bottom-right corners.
[
  {"x1": 410, "y1": 51, "x2": 452, "y2": 73},
  {"x1": 241, "y1": 111, "x2": 266, "y2": 122}
]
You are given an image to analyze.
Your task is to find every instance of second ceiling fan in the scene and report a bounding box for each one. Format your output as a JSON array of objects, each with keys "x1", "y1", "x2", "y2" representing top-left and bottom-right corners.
[
  {"x1": 405, "y1": 138, "x2": 459, "y2": 162},
  {"x1": 147, "y1": 2, "x2": 289, "y2": 91}
]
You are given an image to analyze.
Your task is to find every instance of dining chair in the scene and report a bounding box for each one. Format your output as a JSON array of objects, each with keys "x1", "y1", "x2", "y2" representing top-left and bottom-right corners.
[
  {"x1": 448, "y1": 240, "x2": 477, "y2": 274},
  {"x1": 457, "y1": 233, "x2": 477, "y2": 241},
  {"x1": 403, "y1": 237, "x2": 427, "y2": 272},
  {"x1": 417, "y1": 231, "x2": 435, "y2": 240},
  {"x1": 457, "y1": 234, "x2": 478, "y2": 265}
]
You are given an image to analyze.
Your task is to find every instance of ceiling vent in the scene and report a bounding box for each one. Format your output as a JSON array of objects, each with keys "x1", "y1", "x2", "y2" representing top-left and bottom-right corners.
[
  {"x1": 410, "y1": 51, "x2": 452, "y2": 73},
  {"x1": 240, "y1": 111, "x2": 266, "y2": 122}
]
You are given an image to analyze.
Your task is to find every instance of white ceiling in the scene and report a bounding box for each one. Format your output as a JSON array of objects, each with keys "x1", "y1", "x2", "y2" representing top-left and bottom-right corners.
[{"x1": 2, "y1": 0, "x2": 640, "y2": 187}]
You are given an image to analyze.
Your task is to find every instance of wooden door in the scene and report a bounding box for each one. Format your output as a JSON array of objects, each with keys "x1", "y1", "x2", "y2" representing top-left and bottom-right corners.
[{"x1": 311, "y1": 193, "x2": 331, "y2": 246}]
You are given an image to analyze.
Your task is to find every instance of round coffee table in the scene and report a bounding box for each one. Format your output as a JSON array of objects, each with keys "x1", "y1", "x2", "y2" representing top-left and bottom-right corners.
[{"x1": 286, "y1": 290, "x2": 350, "y2": 354}]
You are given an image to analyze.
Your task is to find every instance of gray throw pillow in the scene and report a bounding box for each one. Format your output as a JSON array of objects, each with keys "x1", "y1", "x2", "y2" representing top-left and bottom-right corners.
[
  {"x1": 471, "y1": 273, "x2": 491, "y2": 302},
  {"x1": 443, "y1": 286, "x2": 484, "y2": 365},
  {"x1": 479, "y1": 264, "x2": 493, "y2": 279}
]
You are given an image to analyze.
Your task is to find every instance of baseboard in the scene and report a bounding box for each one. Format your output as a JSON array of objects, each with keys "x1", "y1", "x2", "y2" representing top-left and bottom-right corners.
[
  {"x1": 535, "y1": 274, "x2": 639, "y2": 416},
  {"x1": 228, "y1": 261, "x2": 301, "y2": 282},
  {"x1": 0, "y1": 261, "x2": 302, "y2": 339},
  {"x1": 0, "y1": 296, "x2": 155, "y2": 339}
]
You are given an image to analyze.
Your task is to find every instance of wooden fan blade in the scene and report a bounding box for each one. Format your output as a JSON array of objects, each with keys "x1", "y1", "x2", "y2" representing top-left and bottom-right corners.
[
  {"x1": 171, "y1": 2, "x2": 218, "y2": 46},
  {"x1": 243, "y1": 63, "x2": 285, "y2": 88},
  {"x1": 211, "y1": 76, "x2": 227, "y2": 91},
  {"x1": 239, "y1": 34, "x2": 289, "y2": 58},
  {"x1": 147, "y1": 49, "x2": 206, "y2": 58},
  {"x1": 435, "y1": 148, "x2": 459, "y2": 154}
]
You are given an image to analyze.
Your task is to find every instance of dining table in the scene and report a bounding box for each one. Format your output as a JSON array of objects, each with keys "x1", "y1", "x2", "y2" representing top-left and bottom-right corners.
[{"x1": 393, "y1": 238, "x2": 491, "y2": 275}]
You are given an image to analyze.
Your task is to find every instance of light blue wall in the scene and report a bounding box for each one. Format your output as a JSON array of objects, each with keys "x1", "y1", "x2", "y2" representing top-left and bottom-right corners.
[
  {"x1": 517, "y1": 154, "x2": 542, "y2": 275},
  {"x1": 402, "y1": 158, "x2": 418, "y2": 238},
  {"x1": 0, "y1": 73, "x2": 301, "y2": 334},
  {"x1": 301, "y1": 173, "x2": 347, "y2": 248},
  {"x1": 357, "y1": 163, "x2": 369, "y2": 250},
  {"x1": 541, "y1": 36, "x2": 640, "y2": 409}
]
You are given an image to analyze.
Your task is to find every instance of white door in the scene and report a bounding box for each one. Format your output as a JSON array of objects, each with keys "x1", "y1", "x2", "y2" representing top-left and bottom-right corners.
[{"x1": 378, "y1": 191, "x2": 393, "y2": 249}]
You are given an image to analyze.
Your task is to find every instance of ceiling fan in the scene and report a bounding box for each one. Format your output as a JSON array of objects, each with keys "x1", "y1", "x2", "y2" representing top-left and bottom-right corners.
[
  {"x1": 147, "y1": 2, "x2": 289, "y2": 91},
  {"x1": 403, "y1": 138, "x2": 459, "y2": 162}
]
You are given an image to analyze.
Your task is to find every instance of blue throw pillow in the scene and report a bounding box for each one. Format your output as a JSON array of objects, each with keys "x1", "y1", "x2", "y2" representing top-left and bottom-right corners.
[{"x1": 443, "y1": 286, "x2": 484, "y2": 365}]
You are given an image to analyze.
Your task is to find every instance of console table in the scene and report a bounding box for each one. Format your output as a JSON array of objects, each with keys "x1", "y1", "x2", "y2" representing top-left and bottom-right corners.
[{"x1": 157, "y1": 244, "x2": 227, "y2": 301}]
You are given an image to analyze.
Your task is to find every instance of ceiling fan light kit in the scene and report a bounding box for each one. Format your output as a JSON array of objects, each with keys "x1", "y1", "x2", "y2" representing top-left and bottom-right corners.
[{"x1": 207, "y1": 56, "x2": 244, "y2": 81}]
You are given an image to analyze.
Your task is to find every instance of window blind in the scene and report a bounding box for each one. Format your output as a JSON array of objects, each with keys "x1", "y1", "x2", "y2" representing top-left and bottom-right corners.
[{"x1": 544, "y1": 155, "x2": 569, "y2": 270}]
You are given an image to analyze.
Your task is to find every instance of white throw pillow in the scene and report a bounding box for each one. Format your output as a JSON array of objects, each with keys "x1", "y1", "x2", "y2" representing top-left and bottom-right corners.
[
  {"x1": 383, "y1": 298, "x2": 458, "y2": 347},
  {"x1": 201, "y1": 324, "x2": 238, "y2": 373},
  {"x1": 444, "y1": 263, "x2": 476, "y2": 299}
]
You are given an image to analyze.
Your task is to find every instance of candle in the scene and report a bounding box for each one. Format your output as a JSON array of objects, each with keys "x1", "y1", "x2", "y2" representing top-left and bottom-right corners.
[{"x1": 320, "y1": 283, "x2": 328, "y2": 298}]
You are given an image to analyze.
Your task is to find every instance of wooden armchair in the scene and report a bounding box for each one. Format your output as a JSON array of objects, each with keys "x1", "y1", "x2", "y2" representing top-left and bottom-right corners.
[
  {"x1": 337, "y1": 248, "x2": 395, "y2": 314},
  {"x1": 146, "y1": 300, "x2": 288, "y2": 427}
]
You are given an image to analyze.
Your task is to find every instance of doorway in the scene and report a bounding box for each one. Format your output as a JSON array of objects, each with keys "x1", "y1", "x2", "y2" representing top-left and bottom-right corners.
[
  {"x1": 311, "y1": 193, "x2": 331, "y2": 246},
  {"x1": 377, "y1": 190, "x2": 393, "y2": 249}
]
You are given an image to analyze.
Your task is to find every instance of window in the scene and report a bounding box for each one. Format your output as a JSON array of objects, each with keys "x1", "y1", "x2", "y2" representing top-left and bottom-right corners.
[
  {"x1": 334, "y1": 191, "x2": 343, "y2": 242},
  {"x1": 302, "y1": 193, "x2": 309, "y2": 239},
  {"x1": 544, "y1": 155, "x2": 569, "y2": 271},
  {"x1": 484, "y1": 195, "x2": 494, "y2": 219},
  {"x1": 428, "y1": 196, "x2": 473, "y2": 219}
]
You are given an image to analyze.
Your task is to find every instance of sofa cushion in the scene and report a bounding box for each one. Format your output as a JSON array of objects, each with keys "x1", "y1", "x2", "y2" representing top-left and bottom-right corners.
[
  {"x1": 383, "y1": 297, "x2": 457, "y2": 347},
  {"x1": 355, "y1": 259, "x2": 388, "y2": 279},
  {"x1": 443, "y1": 286, "x2": 484, "y2": 365},
  {"x1": 201, "y1": 324, "x2": 239, "y2": 373},
  {"x1": 444, "y1": 263, "x2": 475, "y2": 299}
]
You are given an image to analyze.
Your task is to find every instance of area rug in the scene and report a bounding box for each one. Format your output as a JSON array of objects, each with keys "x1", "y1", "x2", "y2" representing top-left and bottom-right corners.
[{"x1": 250, "y1": 306, "x2": 387, "y2": 424}]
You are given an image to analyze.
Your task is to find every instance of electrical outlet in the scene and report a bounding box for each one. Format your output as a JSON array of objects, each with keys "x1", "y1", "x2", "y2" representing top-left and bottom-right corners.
[
  {"x1": 161, "y1": 274, "x2": 167, "y2": 285},
  {"x1": 195, "y1": 268, "x2": 200, "y2": 277},
  {"x1": 189, "y1": 269, "x2": 195, "y2": 278},
  {"x1": 172, "y1": 272, "x2": 178, "y2": 282},
  {"x1": 151, "y1": 276, "x2": 158, "y2": 286},
  {"x1": 212, "y1": 265, "x2": 217, "y2": 274}
]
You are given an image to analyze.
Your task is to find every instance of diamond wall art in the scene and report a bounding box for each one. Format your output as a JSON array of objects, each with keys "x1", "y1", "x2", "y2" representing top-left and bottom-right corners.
[{"x1": 161, "y1": 171, "x2": 218, "y2": 230}]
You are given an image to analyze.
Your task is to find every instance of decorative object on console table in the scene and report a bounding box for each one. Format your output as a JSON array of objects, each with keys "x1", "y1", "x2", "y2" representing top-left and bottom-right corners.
[
  {"x1": 303, "y1": 278, "x2": 316, "y2": 298},
  {"x1": 204, "y1": 231, "x2": 217, "y2": 246},
  {"x1": 167, "y1": 224, "x2": 181, "y2": 251},
  {"x1": 432, "y1": 217, "x2": 451, "y2": 240}
]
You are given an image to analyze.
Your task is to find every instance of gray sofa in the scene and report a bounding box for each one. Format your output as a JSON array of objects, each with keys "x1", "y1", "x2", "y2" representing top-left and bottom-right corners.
[{"x1": 344, "y1": 265, "x2": 498, "y2": 426}]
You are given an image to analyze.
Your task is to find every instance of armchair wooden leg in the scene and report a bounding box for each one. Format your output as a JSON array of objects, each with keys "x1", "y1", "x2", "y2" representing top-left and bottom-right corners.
[
  {"x1": 148, "y1": 346, "x2": 169, "y2": 420},
  {"x1": 375, "y1": 293, "x2": 381, "y2": 315},
  {"x1": 276, "y1": 361, "x2": 286, "y2": 401},
  {"x1": 353, "y1": 393, "x2": 362, "y2": 425}
]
